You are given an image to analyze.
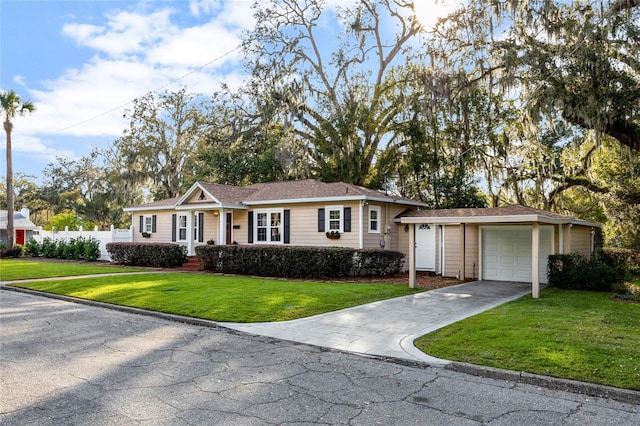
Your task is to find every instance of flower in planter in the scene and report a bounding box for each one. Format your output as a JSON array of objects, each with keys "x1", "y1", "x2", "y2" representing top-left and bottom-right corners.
[
  {"x1": 326, "y1": 230, "x2": 341, "y2": 239},
  {"x1": 141, "y1": 232, "x2": 151, "y2": 238}
]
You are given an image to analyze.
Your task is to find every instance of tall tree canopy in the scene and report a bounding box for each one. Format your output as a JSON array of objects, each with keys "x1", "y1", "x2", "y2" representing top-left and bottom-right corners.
[
  {"x1": 1, "y1": 90, "x2": 35, "y2": 249},
  {"x1": 432, "y1": 0, "x2": 640, "y2": 150},
  {"x1": 111, "y1": 88, "x2": 206, "y2": 199},
  {"x1": 243, "y1": 0, "x2": 423, "y2": 187}
]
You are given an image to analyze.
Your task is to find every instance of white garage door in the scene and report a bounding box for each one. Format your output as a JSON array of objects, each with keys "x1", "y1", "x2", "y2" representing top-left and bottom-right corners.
[
  {"x1": 415, "y1": 223, "x2": 436, "y2": 271},
  {"x1": 482, "y1": 227, "x2": 552, "y2": 283}
]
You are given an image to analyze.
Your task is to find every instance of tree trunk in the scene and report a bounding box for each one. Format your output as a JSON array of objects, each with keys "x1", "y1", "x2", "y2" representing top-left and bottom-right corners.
[{"x1": 4, "y1": 120, "x2": 14, "y2": 249}]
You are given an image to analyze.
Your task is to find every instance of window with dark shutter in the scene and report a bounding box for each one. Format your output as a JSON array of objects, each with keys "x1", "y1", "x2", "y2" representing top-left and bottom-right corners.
[
  {"x1": 344, "y1": 207, "x2": 351, "y2": 232},
  {"x1": 318, "y1": 208, "x2": 325, "y2": 232},
  {"x1": 198, "y1": 212, "x2": 204, "y2": 242},
  {"x1": 284, "y1": 210, "x2": 290, "y2": 244},
  {"x1": 152, "y1": 215, "x2": 157, "y2": 233},
  {"x1": 171, "y1": 214, "x2": 177, "y2": 242},
  {"x1": 248, "y1": 211, "x2": 254, "y2": 243},
  {"x1": 139, "y1": 216, "x2": 144, "y2": 233}
]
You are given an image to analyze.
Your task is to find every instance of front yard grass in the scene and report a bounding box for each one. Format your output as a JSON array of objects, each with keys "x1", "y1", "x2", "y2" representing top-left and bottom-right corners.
[
  {"x1": 414, "y1": 287, "x2": 640, "y2": 390},
  {"x1": 7, "y1": 272, "x2": 423, "y2": 322},
  {"x1": 0, "y1": 259, "x2": 143, "y2": 281}
]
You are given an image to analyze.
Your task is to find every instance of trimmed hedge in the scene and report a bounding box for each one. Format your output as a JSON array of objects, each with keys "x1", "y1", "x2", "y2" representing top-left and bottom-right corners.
[
  {"x1": 25, "y1": 237, "x2": 101, "y2": 261},
  {"x1": 0, "y1": 245, "x2": 23, "y2": 258},
  {"x1": 195, "y1": 245, "x2": 405, "y2": 279},
  {"x1": 106, "y1": 242, "x2": 187, "y2": 267},
  {"x1": 548, "y1": 253, "x2": 625, "y2": 292},
  {"x1": 600, "y1": 247, "x2": 640, "y2": 275}
]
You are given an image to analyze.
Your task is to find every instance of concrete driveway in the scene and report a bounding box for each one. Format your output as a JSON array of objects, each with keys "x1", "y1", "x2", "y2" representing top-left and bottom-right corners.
[{"x1": 223, "y1": 280, "x2": 531, "y2": 365}]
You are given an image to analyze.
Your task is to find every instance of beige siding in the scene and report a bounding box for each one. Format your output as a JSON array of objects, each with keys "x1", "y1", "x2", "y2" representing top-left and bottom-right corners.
[
  {"x1": 465, "y1": 224, "x2": 480, "y2": 280},
  {"x1": 363, "y1": 203, "x2": 384, "y2": 249},
  {"x1": 570, "y1": 225, "x2": 593, "y2": 257},
  {"x1": 131, "y1": 210, "x2": 175, "y2": 244},
  {"x1": 443, "y1": 225, "x2": 461, "y2": 278},
  {"x1": 233, "y1": 210, "x2": 249, "y2": 244}
]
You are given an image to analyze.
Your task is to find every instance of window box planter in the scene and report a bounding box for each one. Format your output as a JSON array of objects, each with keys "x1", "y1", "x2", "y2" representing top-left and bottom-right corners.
[
  {"x1": 326, "y1": 231, "x2": 341, "y2": 240},
  {"x1": 141, "y1": 232, "x2": 151, "y2": 238}
]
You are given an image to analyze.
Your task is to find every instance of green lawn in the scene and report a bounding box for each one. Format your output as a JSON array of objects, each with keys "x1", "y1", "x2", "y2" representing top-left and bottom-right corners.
[
  {"x1": 415, "y1": 287, "x2": 640, "y2": 390},
  {"x1": 8, "y1": 272, "x2": 422, "y2": 322},
  {"x1": 0, "y1": 259, "x2": 143, "y2": 281}
]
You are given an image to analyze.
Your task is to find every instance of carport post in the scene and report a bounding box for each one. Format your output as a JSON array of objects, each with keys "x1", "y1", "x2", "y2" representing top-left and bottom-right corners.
[
  {"x1": 409, "y1": 223, "x2": 416, "y2": 288},
  {"x1": 532, "y1": 222, "x2": 540, "y2": 299}
]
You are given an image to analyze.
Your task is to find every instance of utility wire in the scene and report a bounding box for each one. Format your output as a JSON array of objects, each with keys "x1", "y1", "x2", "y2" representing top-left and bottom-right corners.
[{"x1": 53, "y1": 44, "x2": 242, "y2": 135}]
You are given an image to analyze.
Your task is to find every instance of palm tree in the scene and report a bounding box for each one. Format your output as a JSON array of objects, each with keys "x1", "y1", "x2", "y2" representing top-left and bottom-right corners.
[{"x1": 1, "y1": 90, "x2": 35, "y2": 249}]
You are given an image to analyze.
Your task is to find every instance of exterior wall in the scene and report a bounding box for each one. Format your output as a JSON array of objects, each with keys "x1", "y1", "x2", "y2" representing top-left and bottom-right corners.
[
  {"x1": 131, "y1": 210, "x2": 176, "y2": 244},
  {"x1": 570, "y1": 225, "x2": 593, "y2": 258},
  {"x1": 363, "y1": 203, "x2": 385, "y2": 250},
  {"x1": 443, "y1": 225, "x2": 461, "y2": 278},
  {"x1": 465, "y1": 224, "x2": 480, "y2": 280}
]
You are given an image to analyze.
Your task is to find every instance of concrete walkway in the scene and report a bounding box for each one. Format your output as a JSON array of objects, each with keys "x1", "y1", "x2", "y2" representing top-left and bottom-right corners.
[{"x1": 222, "y1": 280, "x2": 532, "y2": 365}]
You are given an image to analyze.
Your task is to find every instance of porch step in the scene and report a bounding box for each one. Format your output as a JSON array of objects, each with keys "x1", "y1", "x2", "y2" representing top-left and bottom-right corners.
[{"x1": 179, "y1": 256, "x2": 204, "y2": 271}]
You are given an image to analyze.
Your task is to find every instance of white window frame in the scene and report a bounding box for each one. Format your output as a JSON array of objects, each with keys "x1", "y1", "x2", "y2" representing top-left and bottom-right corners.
[
  {"x1": 368, "y1": 205, "x2": 381, "y2": 233},
  {"x1": 326, "y1": 205, "x2": 343, "y2": 233},
  {"x1": 254, "y1": 208, "x2": 284, "y2": 244},
  {"x1": 143, "y1": 215, "x2": 153, "y2": 233},
  {"x1": 178, "y1": 214, "x2": 188, "y2": 241}
]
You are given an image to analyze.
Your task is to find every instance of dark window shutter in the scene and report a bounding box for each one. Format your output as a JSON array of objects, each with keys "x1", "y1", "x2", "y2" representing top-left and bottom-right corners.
[
  {"x1": 318, "y1": 208, "x2": 325, "y2": 232},
  {"x1": 171, "y1": 214, "x2": 177, "y2": 242},
  {"x1": 139, "y1": 215, "x2": 144, "y2": 233},
  {"x1": 151, "y1": 215, "x2": 157, "y2": 233},
  {"x1": 198, "y1": 212, "x2": 204, "y2": 242},
  {"x1": 344, "y1": 207, "x2": 351, "y2": 232},
  {"x1": 284, "y1": 210, "x2": 290, "y2": 244},
  {"x1": 248, "y1": 211, "x2": 254, "y2": 243}
]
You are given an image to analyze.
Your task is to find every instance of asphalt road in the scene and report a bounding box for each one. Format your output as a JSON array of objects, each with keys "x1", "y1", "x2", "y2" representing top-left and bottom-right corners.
[{"x1": 1, "y1": 290, "x2": 638, "y2": 425}]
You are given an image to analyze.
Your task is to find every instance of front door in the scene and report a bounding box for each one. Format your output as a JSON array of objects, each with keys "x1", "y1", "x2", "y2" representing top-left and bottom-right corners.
[
  {"x1": 15, "y1": 229, "x2": 25, "y2": 245},
  {"x1": 226, "y1": 213, "x2": 232, "y2": 244},
  {"x1": 415, "y1": 223, "x2": 436, "y2": 271}
]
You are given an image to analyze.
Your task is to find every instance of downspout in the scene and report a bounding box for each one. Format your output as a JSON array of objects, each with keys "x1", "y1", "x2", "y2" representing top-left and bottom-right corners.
[{"x1": 359, "y1": 200, "x2": 364, "y2": 249}]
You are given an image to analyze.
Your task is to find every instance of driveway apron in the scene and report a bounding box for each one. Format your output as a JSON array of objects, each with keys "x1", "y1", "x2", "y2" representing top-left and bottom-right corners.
[{"x1": 222, "y1": 280, "x2": 531, "y2": 365}]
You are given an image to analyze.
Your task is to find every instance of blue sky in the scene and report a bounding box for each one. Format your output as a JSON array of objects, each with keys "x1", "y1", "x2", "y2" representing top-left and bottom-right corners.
[{"x1": 1, "y1": 0, "x2": 452, "y2": 182}]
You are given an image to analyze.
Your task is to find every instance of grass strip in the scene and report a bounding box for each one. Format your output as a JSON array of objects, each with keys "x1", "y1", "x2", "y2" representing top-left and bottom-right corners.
[
  {"x1": 0, "y1": 259, "x2": 143, "y2": 281},
  {"x1": 9, "y1": 272, "x2": 423, "y2": 322},
  {"x1": 414, "y1": 287, "x2": 640, "y2": 390}
]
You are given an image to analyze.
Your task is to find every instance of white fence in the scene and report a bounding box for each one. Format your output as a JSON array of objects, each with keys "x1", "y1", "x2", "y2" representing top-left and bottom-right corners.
[{"x1": 33, "y1": 225, "x2": 133, "y2": 262}]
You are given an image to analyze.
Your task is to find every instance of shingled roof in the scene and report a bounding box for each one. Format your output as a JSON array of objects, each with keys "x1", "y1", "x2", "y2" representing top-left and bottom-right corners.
[{"x1": 125, "y1": 179, "x2": 428, "y2": 210}]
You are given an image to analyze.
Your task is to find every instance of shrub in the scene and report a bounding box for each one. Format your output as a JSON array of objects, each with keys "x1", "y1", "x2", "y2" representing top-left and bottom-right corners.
[
  {"x1": 599, "y1": 248, "x2": 640, "y2": 275},
  {"x1": 0, "y1": 245, "x2": 23, "y2": 258},
  {"x1": 24, "y1": 238, "x2": 41, "y2": 257},
  {"x1": 548, "y1": 253, "x2": 625, "y2": 292},
  {"x1": 195, "y1": 245, "x2": 405, "y2": 279},
  {"x1": 106, "y1": 242, "x2": 187, "y2": 267},
  {"x1": 30, "y1": 237, "x2": 101, "y2": 261}
]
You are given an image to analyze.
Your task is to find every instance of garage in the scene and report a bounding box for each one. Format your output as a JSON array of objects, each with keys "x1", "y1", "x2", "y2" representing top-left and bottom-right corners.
[{"x1": 482, "y1": 226, "x2": 553, "y2": 284}]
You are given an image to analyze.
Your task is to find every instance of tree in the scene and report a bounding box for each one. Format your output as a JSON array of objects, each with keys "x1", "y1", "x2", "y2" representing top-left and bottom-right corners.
[
  {"x1": 243, "y1": 0, "x2": 423, "y2": 187},
  {"x1": 431, "y1": 0, "x2": 640, "y2": 151},
  {"x1": 1, "y1": 90, "x2": 35, "y2": 249},
  {"x1": 111, "y1": 88, "x2": 206, "y2": 199}
]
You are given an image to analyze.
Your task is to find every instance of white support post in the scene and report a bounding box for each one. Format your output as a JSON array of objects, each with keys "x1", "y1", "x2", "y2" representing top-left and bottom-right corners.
[
  {"x1": 409, "y1": 223, "x2": 416, "y2": 288},
  {"x1": 186, "y1": 212, "x2": 194, "y2": 255},
  {"x1": 219, "y1": 210, "x2": 226, "y2": 245},
  {"x1": 129, "y1": 225, "x2": 134, "y2": 242},
  {"x1": 359, "y1": 201, "x2": 364, "y2": 249},
  {"x1": 558, "y1": 224, "x2": 564, "y2": 254},
  {"x1": 532, "y1": 222, "x2": 540, "y2": 299}
]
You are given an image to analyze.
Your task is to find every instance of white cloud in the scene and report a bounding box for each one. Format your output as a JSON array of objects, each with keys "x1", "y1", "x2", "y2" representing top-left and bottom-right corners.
[
  {"x1": 25, "y1": 0, "x2": 250, "y2": 145},
  {"x1": 62, "y1": 9, "x2": 176, "y2": 58}
]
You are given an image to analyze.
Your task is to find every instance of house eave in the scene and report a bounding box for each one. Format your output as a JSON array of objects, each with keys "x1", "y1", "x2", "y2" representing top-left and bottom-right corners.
[
  {"x1": 244, "y1": 195, "x2": 428, "y2": 207},
  {"x1": 123, "y1": 205, "x2": 176, "y2": 212},
  {"x1": 175, "y1": 203, "x2": 248, "y2": 211},
  {"x1": 398, "y1": 214, "x2": 584, "y2": 226}
]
